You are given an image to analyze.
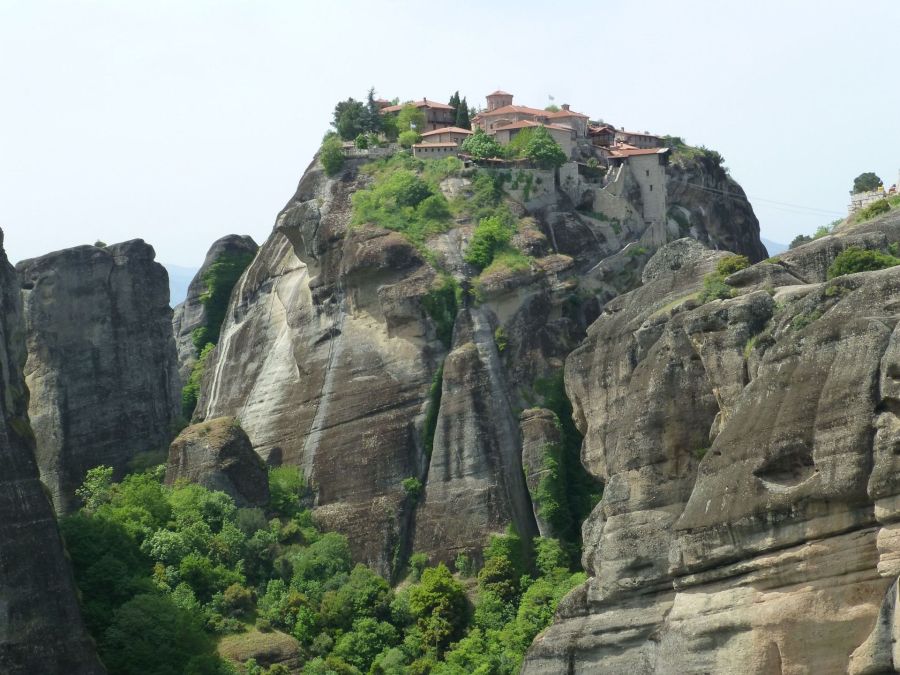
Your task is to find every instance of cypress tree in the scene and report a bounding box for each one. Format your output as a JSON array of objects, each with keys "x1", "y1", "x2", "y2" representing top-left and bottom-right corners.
[
  {"x1": 456, "y1": 97, "x2": 471, "y2": 129},
  {"x1": 448, "y1": 91, "x2": 460, "y2": 122}
]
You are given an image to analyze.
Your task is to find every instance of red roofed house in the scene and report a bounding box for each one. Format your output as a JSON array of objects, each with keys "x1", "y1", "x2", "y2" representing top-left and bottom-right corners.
[
  {"x1": 473, "y1": 91, "x2": 589, "y2": 139},
  {"x1": 419, "y1": 126, "x2": 473, "y2": 146},
  {"x1": 492, "y1": 120, "x2": 576, "y2": 157},
  {"x1": 412, "y1": 142, "x2": 461, "y2": 159},
  {"x1": 613, "y1": 128, "x2": 662, "y2": 149},
  {"x1": 380, "y1": 99, "x2": 455, "y2": 131}
]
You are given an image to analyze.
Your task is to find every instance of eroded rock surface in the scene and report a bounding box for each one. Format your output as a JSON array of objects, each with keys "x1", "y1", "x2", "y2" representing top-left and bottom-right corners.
[
  {"x1": 17, "y1": 240, "x2": 180, "y2": 513},
  {"x1": 194, "y1": 149, "x2": 767, "y2": 575},
  {"x1": 172, "y1": 234, "x2": 258, "y2": 383},
  {"x1": 0, "y1": 229, "x2": 104, "y2": 674},
  {"x1": 165, "y1": 417, "x2": 269, "y2": 507},
  {"x1": 525, "y1": 208, "x2": 900, "y2": 673}
]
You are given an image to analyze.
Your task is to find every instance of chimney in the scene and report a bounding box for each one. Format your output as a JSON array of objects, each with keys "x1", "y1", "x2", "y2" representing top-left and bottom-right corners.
[{"x1": 561, "y1": 103, "x2": 570, "y2": 111}]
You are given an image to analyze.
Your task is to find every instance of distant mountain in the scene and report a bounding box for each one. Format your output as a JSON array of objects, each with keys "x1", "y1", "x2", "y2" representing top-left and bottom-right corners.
[
  {"x1": 163, "y1": 264, "x2": 198, "y2": 306},
  {"x1": 761, "y1": 237, "x2": 787, "y2": 255}
]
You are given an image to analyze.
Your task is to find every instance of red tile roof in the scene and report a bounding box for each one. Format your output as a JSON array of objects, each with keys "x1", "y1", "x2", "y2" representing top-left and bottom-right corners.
[
  {"x1": 381, "y1": 98, "x2": 454, "y2": 113},
  {"x1": 608, "y1": 147, "x2": 669, "y2": 158},
  {"x1": 547, "y1": 109, "x2": 589, "y2": 119},
  {"x1": 420, "y1": 126, "x2": 474, "y2": 137},
  {"x1": 478, "y1": 104, "x2": 550, "y2": 118},
  {"x1": 494, "y1": 120, "x2": 574, "y2": 133},
  {"x1": 413, "y1": 142, "x2": 460, "y2": 148},
  {"x1": 487, "y1": 90, "x2": 513, "y2": 97}
]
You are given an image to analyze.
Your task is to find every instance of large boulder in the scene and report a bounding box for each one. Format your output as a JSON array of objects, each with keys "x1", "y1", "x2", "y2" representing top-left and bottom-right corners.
[
  {"x1": 17, "y1": 240, "x2": 180, "y2": 513},
  {"x1": 165, "y1": 417, "x2": 269, "y2": 507},
  {"x1": 0, "y1": 228, "x2": 104, "y2": 674}
]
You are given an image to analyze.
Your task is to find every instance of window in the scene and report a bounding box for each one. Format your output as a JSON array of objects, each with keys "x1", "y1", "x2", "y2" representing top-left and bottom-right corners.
[{"x1": 649, "y1": 185, "x2": 653, "y2": 191}]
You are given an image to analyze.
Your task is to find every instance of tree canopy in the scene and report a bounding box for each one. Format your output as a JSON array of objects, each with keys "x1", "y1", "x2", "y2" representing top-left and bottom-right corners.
[
  {"x1": 524, "y1": 127, "x2": 567, "y2": 169},
  {"x1": 853, "y1": 172, "x2": 882, "y2": 194},
  {"x1": 461, "y1": 128, "x2": 504, "y2": 160}
]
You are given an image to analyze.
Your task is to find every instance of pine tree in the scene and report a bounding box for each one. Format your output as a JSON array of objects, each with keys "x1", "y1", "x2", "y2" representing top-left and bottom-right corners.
[
  {"x1": 456, "y1": 97, "x2": 471, "y2": 129},
  {"x1": 364, "y1": 87, "x2": 382, "y2": 134}
]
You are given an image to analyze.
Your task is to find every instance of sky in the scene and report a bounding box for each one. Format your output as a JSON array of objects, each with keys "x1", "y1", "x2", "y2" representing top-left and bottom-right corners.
[{"x1": 1, "y1": 0, "x2": 899, "y2": 269}]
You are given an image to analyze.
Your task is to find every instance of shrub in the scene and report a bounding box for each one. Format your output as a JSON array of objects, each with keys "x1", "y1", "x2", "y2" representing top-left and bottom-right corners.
[
  {"x1": 354, "y1": 133, "x2": 369, "y2": 149},
  {"x1": 401, "y1": 477, "x2": 423, "y2": 501},
  {"x1": 422, "y1": 275, "x2": 460, "y2": 348},
  {"x1": 181, "y1": 342, "x2": 215, "y2": 419},
  {"x1": 408, "y1": 553, "x2": 429, "y2": 581},
  {"x1": 320, "y1": 135, "x2": 344, "y2": 176},
  {"x1": 857, "y1": 199, "x2": 891, "y2": 221},
  {"x1": 464, "y1": 214, "x2": 515, "y2": 269},
  {"x1": 398, "y1": 129, "x2": 420, "y2": 149},
  {"x1": 407, "y1": 564, "x2": 468, "y2": 654},
  {"x1": 268, "y1": 466, "x2": 305, "y2": 517},
  {"x1": 698, "y1": 273, "x2": 734, "y2": 303},
  {"x1": 715, "y1": 254, "x2": 750, "y2": 276},
  {"x1": 827, "y1": 246, "x2": 900, "y2": 278}
]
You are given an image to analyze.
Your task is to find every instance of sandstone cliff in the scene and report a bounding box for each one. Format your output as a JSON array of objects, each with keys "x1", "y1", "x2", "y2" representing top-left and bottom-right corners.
[
  {"x1": 172, "y1": 234, "x2": 258, "y2": 384},
  {"x1": 17, "y1": 240, "x2": 180, "y2": 513},
  {"x1": 193, "y1": 148, "x2": 764, "y2": 576},
  {"x1": 524, "y1": 206, "x2": 900, "y2": 672},
  {"x1": 0, "y1": 229, "x2": 105, "y2": 674}
]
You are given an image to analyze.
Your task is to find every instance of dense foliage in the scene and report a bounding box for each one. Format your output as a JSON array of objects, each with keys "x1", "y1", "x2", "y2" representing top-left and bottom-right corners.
[
  {"x1": 464, "y1": 213, "x2": 517, "y2": 270},
  {"x1": 857, "y1": 198, "x2": 891, "y2": 221},
  {"x1": 332, "y1": 91, "x2": 382, "y2": 141},
  {"x1": 447, "y1": 91, "x2": 471, "y2": 130},
  {"x1": 521, "y1": 127, "x2": 567, "y2": 169},
  {"x1": 460, "y1": 129, "x2": 504, "y2": 160},
  {"x1": 63, "y1": 464, "x2": 582, "y2": 674},
  {"x1": 827, "y1": 246, "x2": 900, "y2": 279},
  {"x1": 351, "y1": 154, "x2": 462, "y2": 247},
  {"x1": 320, "y1": 136, "x2": 345, "y2": 177}
]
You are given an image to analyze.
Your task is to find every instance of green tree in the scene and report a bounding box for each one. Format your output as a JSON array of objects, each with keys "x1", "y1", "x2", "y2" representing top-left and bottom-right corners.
[
  {"x1": 448, "y1": 91, "x2": 460, "y2": 120},
  {"x1": 76, "y1": 465, "x2": 114, "y2": 511},
  {"x1": 398, "y1": 129, "x2": 420, "y2": 149},
  {"x1": 852, "y1": 171, "x2": 882, "y2": 194},
  {"x1": 396, "y1": 104, "x2": 426, "y2": 133},
  {"x1": 524, "y1": 127, "x2": 567, "y2": 169},
  {"x1": 364, "y1": 87, "x2": 383, "y2": 134},
  {"x1": 320, "y1": 135, "x2": 345, "y2": 177},
  {"x1": 407, "y1": 564, "x2": 468, "y2": 655},
  {"x1": 455, "y1": 96, "x2": 471, "y2": 129},
  {"x1": 101, "y1": 593, "x2": 223, "y2": 675},
  {"x1": 460, "y1": 128, "x2": 503, "y2": 160},
  {"x1": 332, "y1": 618, "x2": 399, "y2": 671},
  {"x1": 332, "y1": 98, "x2": 367, "y2": 140},
  {"x1": 789, "y1": 234, "x2": 812, "y2": 249}
]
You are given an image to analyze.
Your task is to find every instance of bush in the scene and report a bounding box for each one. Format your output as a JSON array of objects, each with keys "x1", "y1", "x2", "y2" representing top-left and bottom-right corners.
[
  {"x1": 422, "y1": 275, "x2": 460, "y2": 348},
  {"x1": 398, "y1": 129, "x2": 420, "y2": 149},
  {"x1": 401, "y1": 477, "x2": 423, "y2": 501},
  {"x1": 827, "y1": 246, "x2": 900, "y2": 279},
  {"x1": 857, "y1": 199, "x2": 891, "y2": 221},
  {"x1": 268, "y1": 466, "x2": 305, "y2": 517},
  {"x1": 321, "y1": 136, "x2": 344, "y2": 176},
  {"x1": 181, "y1": 342, "x2": 215, "y2": 419},
  {"x1": 464, "y1": 214, "x2": 516, "y2": 269},
  {"x1": 715, "y1": 254, "x2": 750, "y2": 276},
  {"x1": 698, "y1": 273, "x2": 734, "y2": 303}
]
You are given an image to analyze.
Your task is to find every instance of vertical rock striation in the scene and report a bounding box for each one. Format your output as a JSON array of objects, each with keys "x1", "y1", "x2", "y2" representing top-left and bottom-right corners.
[
  {"x1": 525, "y1": 209, "x2": 900, "y2": 672},
  {"x1": 17, "y1": 240, "x2": 180, "y2": 513},
  {"x1": 171, "y1": 234, "x2": 258, "y2": 384},
  {"x1": 0, "y1": 228, "x2": 105, "y2": 674}
]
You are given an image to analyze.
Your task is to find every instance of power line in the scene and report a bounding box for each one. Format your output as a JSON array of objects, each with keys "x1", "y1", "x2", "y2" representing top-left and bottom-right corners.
[{"x1": 672, "y1": 179, "x2": 844, "y2": 217}]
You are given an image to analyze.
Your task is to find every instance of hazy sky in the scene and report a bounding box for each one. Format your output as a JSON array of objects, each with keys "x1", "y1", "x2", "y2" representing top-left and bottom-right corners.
[{"x1": 1, "y1": 0, "x2": 898, "y2": 267}]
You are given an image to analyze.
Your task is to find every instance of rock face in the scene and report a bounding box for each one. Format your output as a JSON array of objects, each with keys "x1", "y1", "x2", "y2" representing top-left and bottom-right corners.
[
  {"x1": 17, "y1": 240, "x2": 180, "y2": 513},
  {"x1": 194, "y1": 149, "x2": 766, "y2": 575},
  {"x1": 524, "y1": 207, "x2": 900, "y2": 673},
  {"x1": 0, "y1": 229, "x2": 105, "y2": 674},
  {"x1": 165, "y1": 417, "x2": 270, "y2": 507},
  {"x1": 172, "y1": 235, "x2": 258, "y2": 383}
]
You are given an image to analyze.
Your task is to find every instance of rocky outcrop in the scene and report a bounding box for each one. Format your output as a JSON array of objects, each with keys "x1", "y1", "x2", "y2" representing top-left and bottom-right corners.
[
  {"x1": 17, "y1": 240, "x2": 180, "y2": 513},
  {"x1": 165, "y1": 417, "x2": 269, "y2": 507},
  {"x1": 0, "y1": 229, "x2": 105, "y2": 674},
  {"x1": 193, "y1": 148, "x2": 766, "y2": 574},
  {"x1": 172, "y1": 235, "x2": 258, "y2": 383},
  {"x1": 521, "y1": 408, "x2": 563, "y2": 537},
  {"x1": 525, "y1": 207, "x2": 900, "y2": 673}
]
